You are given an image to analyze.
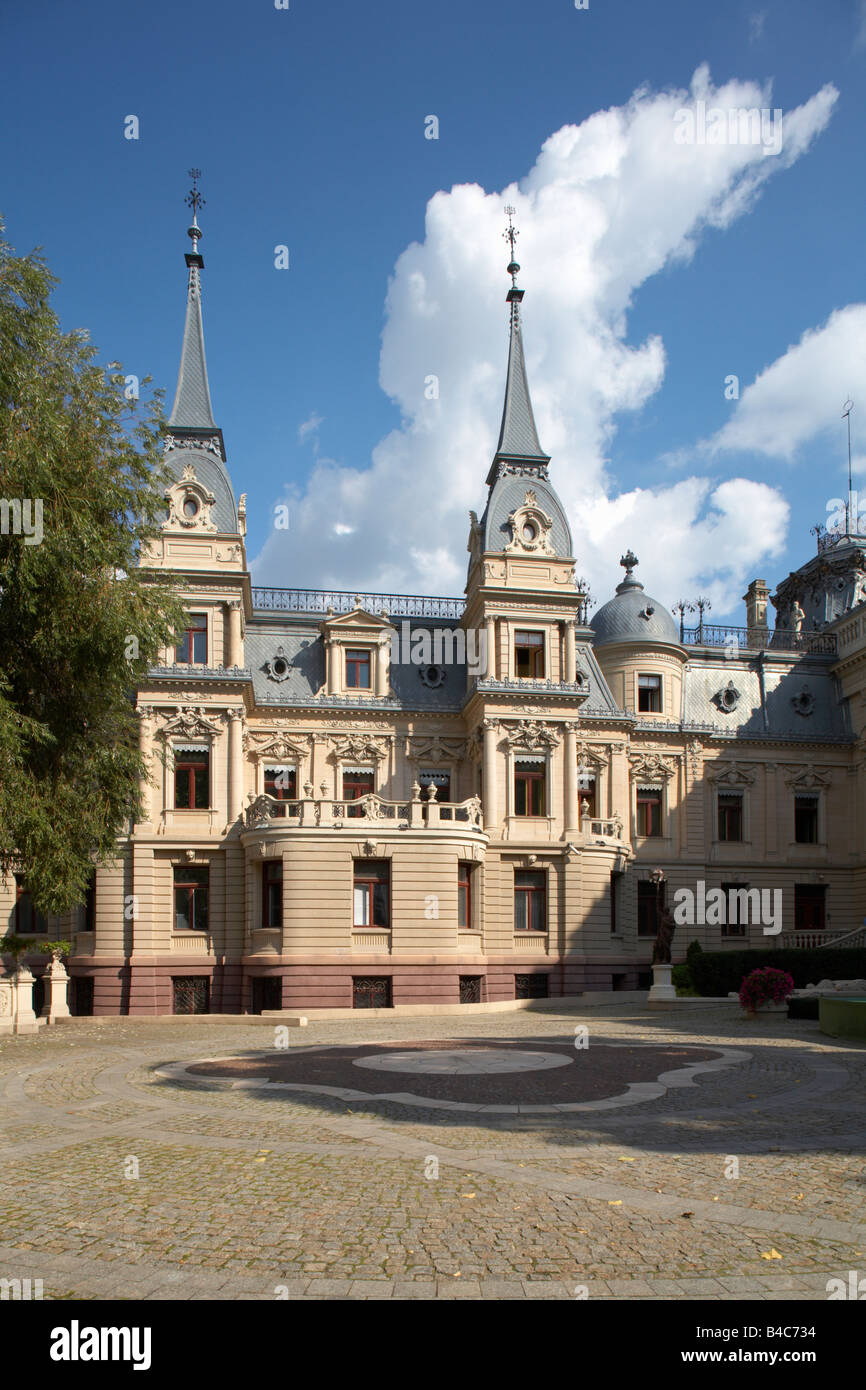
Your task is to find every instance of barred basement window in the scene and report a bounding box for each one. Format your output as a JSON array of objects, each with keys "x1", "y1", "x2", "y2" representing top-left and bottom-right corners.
[
  {"x1": 459, "y1": 976, "x2": 482, "y2": 1004},
  {"x1": 172, "y1": 977, "x2": 210, "y2": 1015},
  {"x1": 352, "y1": 977, "x2": 392, "y2": 1008},
  {"x1": 515, "y1": 974, "x2": 548, "y2": 999}
]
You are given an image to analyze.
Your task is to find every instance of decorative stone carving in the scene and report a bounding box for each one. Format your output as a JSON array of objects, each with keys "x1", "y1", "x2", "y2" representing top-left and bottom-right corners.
[
  {"x1": 713, "y1": 680, "x2": 741, "y2": 713},
  {"x1": 706, "y1": 760, "x2": 757, "y2": 787},
  {"x1": 163, "y1": 463, "x2": 218, "y2": 533},
  {"x1": 782, "y1": 764, "x2": 832, "y2": 791},
  {"x1": 791, "y1": 684, "x2": 815, "y2": 717},
  {"x1": 157, "y1": 705, "x2": 223, "y2": 740},
  {"x1": 164, "y1": 434, "x2": 223, "y2": 458},
  {"x1": 502, "y1": 719, "x2": 561, "y2": 751},
  {"x1": 329, "y1": 734, "x2": 390, "y2": 764},
  {"x1": 627, "y1": 751, "x2": 678, "y2": 781},
  {"x1": 505, "y1": 492, "x2": 556, "y2": 556},
  {"x1": 245, "y1": 795, "x2": 276, "y2": 829},
  {"x1": 264, "y1": 646, "x2": 293, "y2": 683},
  {"x1": 405, "y1": 736, "x2": 466, "y2": 763}
]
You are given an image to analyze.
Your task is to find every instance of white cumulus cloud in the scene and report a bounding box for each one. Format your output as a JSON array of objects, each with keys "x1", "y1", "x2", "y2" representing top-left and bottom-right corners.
[{"x1": 251, "y1": 67, "x2": 837, "y2": 617}]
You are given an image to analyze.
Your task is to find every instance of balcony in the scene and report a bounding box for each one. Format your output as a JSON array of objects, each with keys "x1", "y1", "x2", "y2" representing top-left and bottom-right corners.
[{"x1": 244, "y1": 791, "x2": 484, "y2": 834}]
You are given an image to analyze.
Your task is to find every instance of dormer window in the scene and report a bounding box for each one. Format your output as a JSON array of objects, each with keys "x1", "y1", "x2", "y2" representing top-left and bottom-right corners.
[
  {"x1": 514, "y1": 630, "x2": 545, "y2": 678},
  {"x1": 176, "y1": 613, "x2": 207, "y2": 666},
  {"x1": 345, "y1": 649, "x2": 372, "y2": 689},
  {"x1": 637, "y1": 673, "x2": 662, "y2": 713}
]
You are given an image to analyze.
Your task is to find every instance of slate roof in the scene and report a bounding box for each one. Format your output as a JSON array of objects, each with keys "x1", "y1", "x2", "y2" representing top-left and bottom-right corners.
[
  {"x1": 683, "y1": 657, "x2": 850, "y2": 741},
  {"x1": 168, "y1": 265, "x2": 216, "y2": 429},
  {"x1": 165, "y1": 446, "x2": 238, "y2": 536},
  {"x1": 591, "y1": 573, "x2": 680, "y2": 647},
  {"x1": 493, "y1": 309, "x2": 550, "y2": 465}
]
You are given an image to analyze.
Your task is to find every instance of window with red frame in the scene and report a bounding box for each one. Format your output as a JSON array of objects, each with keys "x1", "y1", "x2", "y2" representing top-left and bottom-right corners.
[
  {"x1": 345, "y1": 649, "x2": 371, "y2": 689},
  {"x1": 264, "y1": 766, "x2": 297, "y2": 814},
  {"x1": 636, "y1": 788, "x2": 662, "y2": 837},
  {"x1": 174, "y1": 749, "x2": 209, "y2": 809},
  {"x1": 353, "y1": 860, "x2": 390, "y2": 928},
  {"x1": 514, "y1": 630, "x2": 545, "y2": 678},
  {"x1": 175, "y1": 613, "x2": 207, "y2": 665},
  {"x1": 515, "y1": 761, "x2": 546, "y2": 816},
  {"x1": 343, "y1": 770, "x2": 374, "y2": 817},
  {"x1": 419, "y1": 770, "x2": 451, "y2": 801},
  {"x1": 458, "y1": 863, "x2": 473, "y2": 929},
  {"x1": 577, "y1": 771, "x2": 597, "y2": 820},
  {"x1": 718, "y1": 792, "x2": 744, "y2": 842},
  {"x1": 173, "y1": 866, "x2": 209, "y2": 932},
  {"x1": 262, "y1": 861, "x2": 283, "y2": 929},
  {"x1": 514, "y1": 870, "x2": 546, "y2": 932},
  {"x1": 14, "y1": 875, "x2": 46, "y2": 934}
]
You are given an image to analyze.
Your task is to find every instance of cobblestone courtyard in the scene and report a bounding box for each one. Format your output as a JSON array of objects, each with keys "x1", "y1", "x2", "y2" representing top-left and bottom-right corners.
[{"x1": 1, "y1": 1002, "x2": 864, "y2": 1301}]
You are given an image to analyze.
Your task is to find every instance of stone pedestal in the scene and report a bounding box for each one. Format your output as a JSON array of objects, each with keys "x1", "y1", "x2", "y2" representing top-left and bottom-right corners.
[
  {"x1": 0, "y1": 976, "x2": 13, "y2": 1034},
  {"x1": 41, "y1": 956, "x2": 71, "y2": 1021},
  {"x1": 13, "y1": 966, "x2": 40, "y2": 1034},
  {"x1": 647, "y1": 962, "x2": 677, "y2": 1009}
]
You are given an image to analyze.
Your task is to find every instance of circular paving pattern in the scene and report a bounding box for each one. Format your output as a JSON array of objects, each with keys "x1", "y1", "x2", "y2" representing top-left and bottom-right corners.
[
  {"x1": 175, "y1": 1038, "x2": 739, "y2": 1112},
  {"x1": 353, "y1": 1047, "x2": 573, "y2": 1075}
]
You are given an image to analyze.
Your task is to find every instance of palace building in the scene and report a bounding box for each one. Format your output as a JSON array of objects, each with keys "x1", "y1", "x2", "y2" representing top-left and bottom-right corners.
[{"x1": 7, "y1": 205, "x2": 866, "y2": 1016}]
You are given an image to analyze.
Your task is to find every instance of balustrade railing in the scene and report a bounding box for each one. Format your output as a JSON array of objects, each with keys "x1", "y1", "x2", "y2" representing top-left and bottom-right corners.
[
  {"x1": 251, "y1": 587, "x2": 465, "y2": 619},
  {"x1": 244, "y1": 791, "x2": 484, "y2": 831},
  {"x1": 681, "y1": 624, "x2": 836, "y2": 655}
]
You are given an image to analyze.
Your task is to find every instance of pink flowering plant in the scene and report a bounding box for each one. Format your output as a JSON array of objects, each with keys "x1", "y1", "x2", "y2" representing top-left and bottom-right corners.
[{"x1": 739, "y1": 967, "x2": 795, "y2": 1012}]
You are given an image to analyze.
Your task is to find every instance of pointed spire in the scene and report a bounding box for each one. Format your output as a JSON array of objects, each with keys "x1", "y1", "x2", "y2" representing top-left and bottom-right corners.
[
  {"x1": 168, "y1": 169, "x2": 216, "y2": 430},
  {"x1": 487, "y1": 207, "x2": 550, "y2": 482}
]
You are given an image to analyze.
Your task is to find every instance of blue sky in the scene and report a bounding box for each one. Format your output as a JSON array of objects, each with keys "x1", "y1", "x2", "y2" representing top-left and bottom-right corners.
[{"x1": 2, "y1": 0, "x2": 865, "y2": 623}]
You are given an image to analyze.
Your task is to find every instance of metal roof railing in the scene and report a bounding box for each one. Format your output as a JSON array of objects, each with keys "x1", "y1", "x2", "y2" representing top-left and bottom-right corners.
[{"x1": 251, "y1": 587, "x2": 466, "y2": 619}]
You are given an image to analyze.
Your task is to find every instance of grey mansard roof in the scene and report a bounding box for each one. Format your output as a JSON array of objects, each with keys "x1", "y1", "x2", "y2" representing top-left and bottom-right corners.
[
  {"x1": 591, "y1": 567, "x2": 680, "y2": 647},
  {"x1": 481, "y1": 469, "x2": 573, "y2": 557}
]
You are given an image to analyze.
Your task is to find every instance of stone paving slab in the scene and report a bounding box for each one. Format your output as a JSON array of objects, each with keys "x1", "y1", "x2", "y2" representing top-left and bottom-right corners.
[{"x1": 1, "y1": 1005, "x2": 864, "y2": 1301}]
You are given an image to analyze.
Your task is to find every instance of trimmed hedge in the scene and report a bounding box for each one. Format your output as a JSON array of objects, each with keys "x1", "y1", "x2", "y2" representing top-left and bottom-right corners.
[{"x1": 689, "y1": 947, "x2": 866, "y2": 997}]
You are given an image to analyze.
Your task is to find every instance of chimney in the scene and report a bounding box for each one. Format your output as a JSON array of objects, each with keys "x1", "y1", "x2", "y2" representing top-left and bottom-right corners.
[{"x1": 743, "y1": 580, "x2": 770, "y2": 636}]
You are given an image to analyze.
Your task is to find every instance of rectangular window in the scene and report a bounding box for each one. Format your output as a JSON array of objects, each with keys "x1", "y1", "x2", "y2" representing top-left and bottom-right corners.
[
  {"x1": 577, "y1": 771, "x2": 597, "y2": 820},
  {"x1": 78, "y1": 871, "x2": 96, "y2": 933},
  {"x1": 515, "y1": 761, "x2": 546, "y2": 816},
  {"x1": 637, "y1": 673, "x2": 662, "y2": 713},
  {"x1": 514, "y1": 870, "x2": 546, "y2": 932},
  {"x1": 720, "y1": 882, "x2": 749, "y2": 937},
  {"x1": 262, "y1": 861, "x2": 283, "y2": 929},
  {"x1": 419, "y1": 770, "x2": 451, "y2": 802},
  {"x1": 458, "y1": 862, "x2": 473, "y2": 929},
  {"x1": 172, "y1": 977, "x2": 210, "y2": 1015},
  {"x1": 459, "y1": 975, "x2": 482, "y2": 1004},
  {"x1": 794, "y1": 884, "x2": 826, "y2": 932},
  {"x1": 610, "y1": 869, "x2": 624, "y2": 934},
  {"x1": 718, "y1": 792, "x2": 744, "y2": 842},
  {"x1": 345, "y1": 649, "x2": 371, "y2": 689},
  {"x1": 353, "y1": 859, "x2": 390, "y2": 929},
  {"x1": 344, "y1": 769, "x2": 374, "y2": 817},
  {"x1": 174, "y1": 749, "x2": 209, "y2": 809},
  {"x1": 173, "y1": 866, "x2": 209, "y2": 932},
  {"x1": 515, "y1": 974, "x2": 548, "y2": 999},
  {"x1": 636, "y1": 788, "x2": 662, "y2": 837},
  {"x1": 637, "y1": 880, "x2": 664, "y2": 937},
  {"x1": 14, "y1": 876, "x2": 46, "y2": 934},
  {"x1": 514, "y1": 630, "x2": 545, "y2": 678},
  {"x1": 352, "y1": 976, "x2": 392, "y2": 1008},
  {"x1": 794, "y1": 795, "x2": 819, "y2": 844},
  {"x1": 265, "y1": 766, "x2": 296, "y2": 817},
  {"x1": 175, "y1": 613, "x2": 208, "y2": 665}
]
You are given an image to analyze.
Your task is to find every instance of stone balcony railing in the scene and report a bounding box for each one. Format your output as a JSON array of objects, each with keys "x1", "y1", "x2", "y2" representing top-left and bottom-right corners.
[{"x1": 244, "y1": 789, "x2": 484, "y2": 832}]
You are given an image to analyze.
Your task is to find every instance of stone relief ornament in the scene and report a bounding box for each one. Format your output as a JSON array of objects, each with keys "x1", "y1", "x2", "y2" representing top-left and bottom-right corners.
[
  {"x1": 713, "y1": 680, "x2": 741, "y2": 713},
  {"x1": 158, "y1": 705, "x2": 223, "y2": 740},
  {"x1": 627, "y1": 751, "x2": 678, "y2": 781},
  {"x1": 163, "y1": 463, "x2": 218, "y2": 533},
  {"x1": 782, "y1": 764, "x2": 832, "y2": 791},
  {"x1": 706, "y1": 760, "x2": 757, "y2": 787},
  {"x1": 265, "y1": 646, "x2": 293, "y2": 683},
  {"x1": 329, "y1": 734, "x2": 390, "y2": 764},
  {"x1": 791, "y1": 684, "x2": 815, "y2": 717},
  {"x1": 164, "y1": 434, "x2": 223, "y2": 459},
  {"x1": 502, "y1": 719, "x2": 561, "y2": 751},
  {"x1": 505, "y1": 492, "x2": 556, "y2": 556}
]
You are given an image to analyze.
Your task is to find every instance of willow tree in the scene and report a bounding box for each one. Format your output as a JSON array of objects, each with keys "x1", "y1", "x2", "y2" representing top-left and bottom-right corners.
[{"x1": 0, "y1": 226, "x2": 183, "y2": 914}]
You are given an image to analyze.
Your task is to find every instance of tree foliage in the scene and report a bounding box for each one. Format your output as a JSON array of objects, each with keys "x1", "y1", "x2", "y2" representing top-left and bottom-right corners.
[{"x1": 0, "y1": 225, "x2": 183, "y2": 914}]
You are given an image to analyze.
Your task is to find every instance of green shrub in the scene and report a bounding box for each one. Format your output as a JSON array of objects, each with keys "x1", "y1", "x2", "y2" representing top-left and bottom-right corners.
[{"x1": 689, "y1": 947, "x2": 866, "y2": 997}]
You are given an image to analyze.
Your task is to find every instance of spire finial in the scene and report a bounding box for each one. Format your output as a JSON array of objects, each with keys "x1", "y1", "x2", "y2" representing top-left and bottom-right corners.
[
  {"x1": 620, "y1": 550, "x2": 638, "y2": 578},
  {"x1": 185, "y1": 167, "x2": 205, "y2": 240},
  {"x1": 503, "y1": 205, "x2": 520, "y2": 288}
]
